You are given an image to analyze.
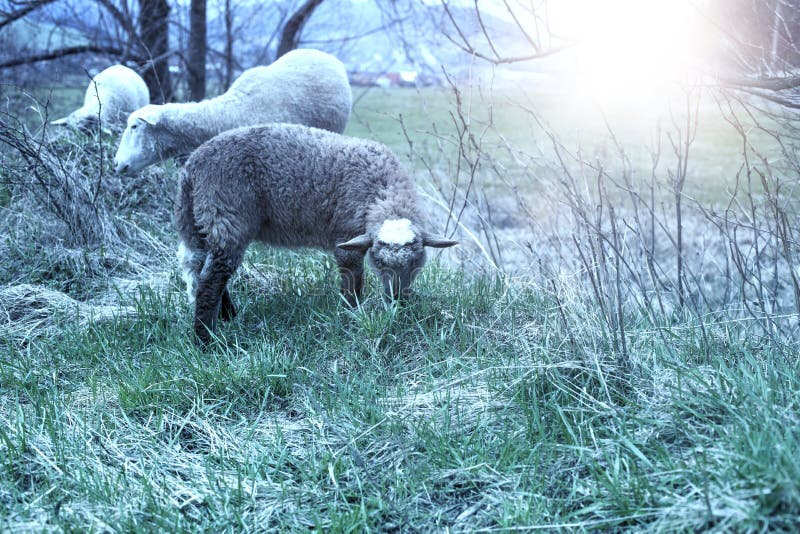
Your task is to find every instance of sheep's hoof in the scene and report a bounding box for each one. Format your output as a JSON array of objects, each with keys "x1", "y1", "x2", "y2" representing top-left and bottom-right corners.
[{"x1": 194, "y1": 322, "x2": 213, "y2": 346}]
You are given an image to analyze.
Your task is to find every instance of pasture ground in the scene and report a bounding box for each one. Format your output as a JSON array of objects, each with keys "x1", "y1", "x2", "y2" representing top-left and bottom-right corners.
[{"x1": 0, "y1": 85, "x2": 799, "y2": 531}]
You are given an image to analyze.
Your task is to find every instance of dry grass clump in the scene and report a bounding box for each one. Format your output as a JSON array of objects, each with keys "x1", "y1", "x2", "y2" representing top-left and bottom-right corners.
[
  {"x1": 0, "y1": 109, "x2": 173, "y2": 247},
  {"x1": 0, "y1": 283, "x2": 136, "y2": 341}
]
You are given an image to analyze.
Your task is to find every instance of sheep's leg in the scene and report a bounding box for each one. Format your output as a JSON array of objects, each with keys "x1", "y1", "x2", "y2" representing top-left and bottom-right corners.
[
  {"x1": 335, "y1": 249, "x2": 364, "y2": 306},
  {"x1": 194, "y1": 250, "x2": 237, "y2": 345},
  {"x1": 179, "y1": 243, "x2": 234, "y2": 323},
  {"x1": 177, "y1": 241, "x2": 205, "y2": 304},
  {"x1": 219, "y1": 288, "x2": 237, "y2": 321}
]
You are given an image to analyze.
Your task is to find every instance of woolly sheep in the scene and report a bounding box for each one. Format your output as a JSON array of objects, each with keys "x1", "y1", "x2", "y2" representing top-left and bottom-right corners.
[
  {"x1": 51, "y1": 65, "x2": 149, "y2": 133},
  {"x1": 114, "y1": 48, "x2": 352, "y2": 174},
  {"x1": 176, "y1": 123, "x2": 457, "y2": 344}
]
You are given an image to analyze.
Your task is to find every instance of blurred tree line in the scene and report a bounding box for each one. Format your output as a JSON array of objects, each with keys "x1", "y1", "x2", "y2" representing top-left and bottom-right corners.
[
  {"x1": 706, "y1": 0, "x2": 800, "y2": 108},
  {"x1": 0, "y1": 0, "x2": 331, "y2": 102},
  {"x1": 1, "y1": 0, "x2": 800, "y2": 109}
]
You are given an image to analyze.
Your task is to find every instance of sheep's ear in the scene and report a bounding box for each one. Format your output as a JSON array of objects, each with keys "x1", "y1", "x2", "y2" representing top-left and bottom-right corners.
[
  {"x1": 50, "y1": 117, "x2": 69, "y2": 126},
  {"x1": 135, "y1": 109, "x2": 160, "y2": 126},
  {"x1": 422, "y1": 233, "x2": 458, "y2": 248},
  {"x1": 136, "y1": 115, "x2": 157, "y2": 126},
  {"x1": 337, "y1": 234, "x2": 372, "y2": 251}
]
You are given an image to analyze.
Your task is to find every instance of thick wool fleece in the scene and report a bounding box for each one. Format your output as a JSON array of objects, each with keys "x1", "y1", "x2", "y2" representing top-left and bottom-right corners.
[
  {"x1": 54, "y1": 65, "x2": 149, "y2": 130},
  {"x1": 176, "y1": 123, "x2": 421, "y2": 263},
  {"x1": 133, "y1": 49, "x2": 350, "y2": 161}
]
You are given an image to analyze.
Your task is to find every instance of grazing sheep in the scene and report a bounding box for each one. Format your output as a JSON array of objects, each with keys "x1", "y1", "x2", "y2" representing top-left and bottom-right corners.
[
  {"x1": 176, "y1": 123, "x2": 457, "y2": 344},
  {"x1": 51, "y1": 65, "x2": 149, "y2": 133},
  {"x1": 114, "y1": 48, "x2": 352, "y2": 174}
]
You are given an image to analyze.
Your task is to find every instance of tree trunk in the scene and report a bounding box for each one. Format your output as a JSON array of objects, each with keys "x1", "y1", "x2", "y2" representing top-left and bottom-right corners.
[
  {"x1": 769, "y1": 0, "x2": 782, "y2": 72},
  {"x1": 138, "y1": 0, "x2": 173, "y2": 103},
  {"x1": 276, "y1": 0, "x2": 324, "y2": 59},
  {"x1": 224, "y1": 0, "x2": 234, "y2": 89},
  {"x1": 188, "y1": 0, "x2": 206, "y2": 101}
]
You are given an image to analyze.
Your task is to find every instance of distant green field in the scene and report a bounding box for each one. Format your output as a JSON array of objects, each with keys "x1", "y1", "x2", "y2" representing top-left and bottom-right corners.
[{"x1": 348, "y1": 85, "x2": 790, "y2": 203}]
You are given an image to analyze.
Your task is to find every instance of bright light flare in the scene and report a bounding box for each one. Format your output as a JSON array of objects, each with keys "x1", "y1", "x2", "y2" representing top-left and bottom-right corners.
[{"x1": 551, "y1": 0, "x2": 700, "y2": 105}]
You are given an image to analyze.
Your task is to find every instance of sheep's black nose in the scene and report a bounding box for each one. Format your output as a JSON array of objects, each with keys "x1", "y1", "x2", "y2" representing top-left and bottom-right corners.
[{"x1": 116, "y1": 162, "x2": 129, "y2": 174}]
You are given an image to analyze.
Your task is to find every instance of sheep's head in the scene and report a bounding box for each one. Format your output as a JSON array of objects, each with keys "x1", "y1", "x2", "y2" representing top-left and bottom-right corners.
[
  {"x1": 337, "y1": 218, "x2": 457, "y2": 299},
  {"x1": 114, "y1": 105, "x2": 167, "y2": 174},
  {"x1": 50, "y1": 108, "x2": 110, "y2": 135}
]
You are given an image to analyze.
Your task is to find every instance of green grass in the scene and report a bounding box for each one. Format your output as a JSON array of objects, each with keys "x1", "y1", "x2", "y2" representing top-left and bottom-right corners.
[{"x1": 1, "y1": 247, "x2": 799, "y2": 531}]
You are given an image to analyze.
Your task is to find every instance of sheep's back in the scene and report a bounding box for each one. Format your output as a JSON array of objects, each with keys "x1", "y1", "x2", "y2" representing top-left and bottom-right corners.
[
  {"x1": 186, "y1": 124, "x2": 407, "y2": 250},
  {"x1": 83, "y1": 65, "x2": 149, "y2": 124},
  {"x1": 216, "y1": 50, "x2": 352, "y2": 134}
]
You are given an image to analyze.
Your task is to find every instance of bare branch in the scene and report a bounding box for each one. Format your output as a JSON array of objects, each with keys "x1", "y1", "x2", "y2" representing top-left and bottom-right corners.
[
  {"x1": 440, "y1": 0, "x2": 572, "y2": 65},
  {"x1": 724, "y1": 85, "x2": 800, "y2": 110},
  {"x1": 0, "y1": 45, "x2": 126, "y2": 69},
  {"x1": 95, "y1": 0, "x2": 137, "y2": 39},
  {"x1": 501, "y1": 0, "x2": 539, "y2": 52},
  {"x1": 719, "y1": 73, "x2": 800, "y2": 92},
  {"x1": 0, "y1": 0, "x2": 56, "y2": 30},
  {"x1": 473, "y1": 0, "x2": 501, "y2": 60}
]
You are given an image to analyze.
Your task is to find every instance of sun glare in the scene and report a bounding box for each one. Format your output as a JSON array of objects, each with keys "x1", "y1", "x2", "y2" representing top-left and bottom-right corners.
[{"x1": 551, "y1": 0, "x2": 699, "y2": 106}]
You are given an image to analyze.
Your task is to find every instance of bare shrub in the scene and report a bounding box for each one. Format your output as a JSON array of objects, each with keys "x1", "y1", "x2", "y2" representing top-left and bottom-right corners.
[
  {"x1": 0, "y1": 114, "x2": 108, "y2": 245},
  {"x1": 0, "y1": 89, "x2": 176, "y2": 308},
  {"x1": 399, "y1": 74, "x2": 800, "y2": 357},
  {"x1": 0, "y1": 93, "x2": 173, "y2": 245}
]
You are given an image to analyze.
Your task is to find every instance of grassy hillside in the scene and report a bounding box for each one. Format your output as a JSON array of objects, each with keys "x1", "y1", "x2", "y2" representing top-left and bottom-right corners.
[{"x1": 1, "y1": 85, "x2": 799, "y2": 530}]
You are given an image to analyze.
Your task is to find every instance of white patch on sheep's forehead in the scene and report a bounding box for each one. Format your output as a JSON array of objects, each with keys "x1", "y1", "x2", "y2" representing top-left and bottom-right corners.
[
  {"x1": 177, "y1": 242, "x2": 199, "y2": 303},
  {"x1": 378, "y1": 218, "x2": 416, "y2": 245}
]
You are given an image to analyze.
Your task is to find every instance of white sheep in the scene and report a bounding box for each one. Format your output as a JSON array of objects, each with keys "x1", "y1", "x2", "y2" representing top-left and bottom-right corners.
[
  {"x1": 114, "y1": 48, "x2": 353, "y2": 174},
  {"x1": 175, "y1": 123, "x2": 457, "y2": 344},
  {"x1": 51, "y1": 65, "x2": 149, "y2": 133}
]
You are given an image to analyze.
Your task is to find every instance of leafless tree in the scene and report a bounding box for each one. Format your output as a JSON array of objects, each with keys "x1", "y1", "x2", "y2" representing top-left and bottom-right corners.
[
  {"x1": 138, "y1": 0, "x2": 172, "y2": 102},
  {"x1": 187, "y1": 0, "x2": 206, "y2": 100},
  {"x1": 276, "y1": 0, "x2": 324, "y2": 59},
  {"x1": 222, "y1": 0, "x2": 233, "y2": 88},
  {"x1": 699, "y1": 0, "x2": 800, "y2": 109},
  {"x1": 0, "y1": 0, "x2": 172, "y2": 99},
  {"x1": 0, "y1": 0, "x2": 335, "y2": 101}
]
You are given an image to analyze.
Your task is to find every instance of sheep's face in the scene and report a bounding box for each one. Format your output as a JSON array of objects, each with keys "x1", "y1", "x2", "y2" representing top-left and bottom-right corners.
[
  {"x1": 369, "y1": 219, "x2": 427, "y2": 299},
  {"x1": 75, "y1": 114, "x2": 98, "y2": 132},
  {"x1": 51, "y1": 108, "x2": 105, "y2": 135},
  {"x1": 338, "y1": 218, "x2": 458, "y2": 300},
  {"x1": 114, "y1": 106, "x2": 164, "y2": 174}
]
